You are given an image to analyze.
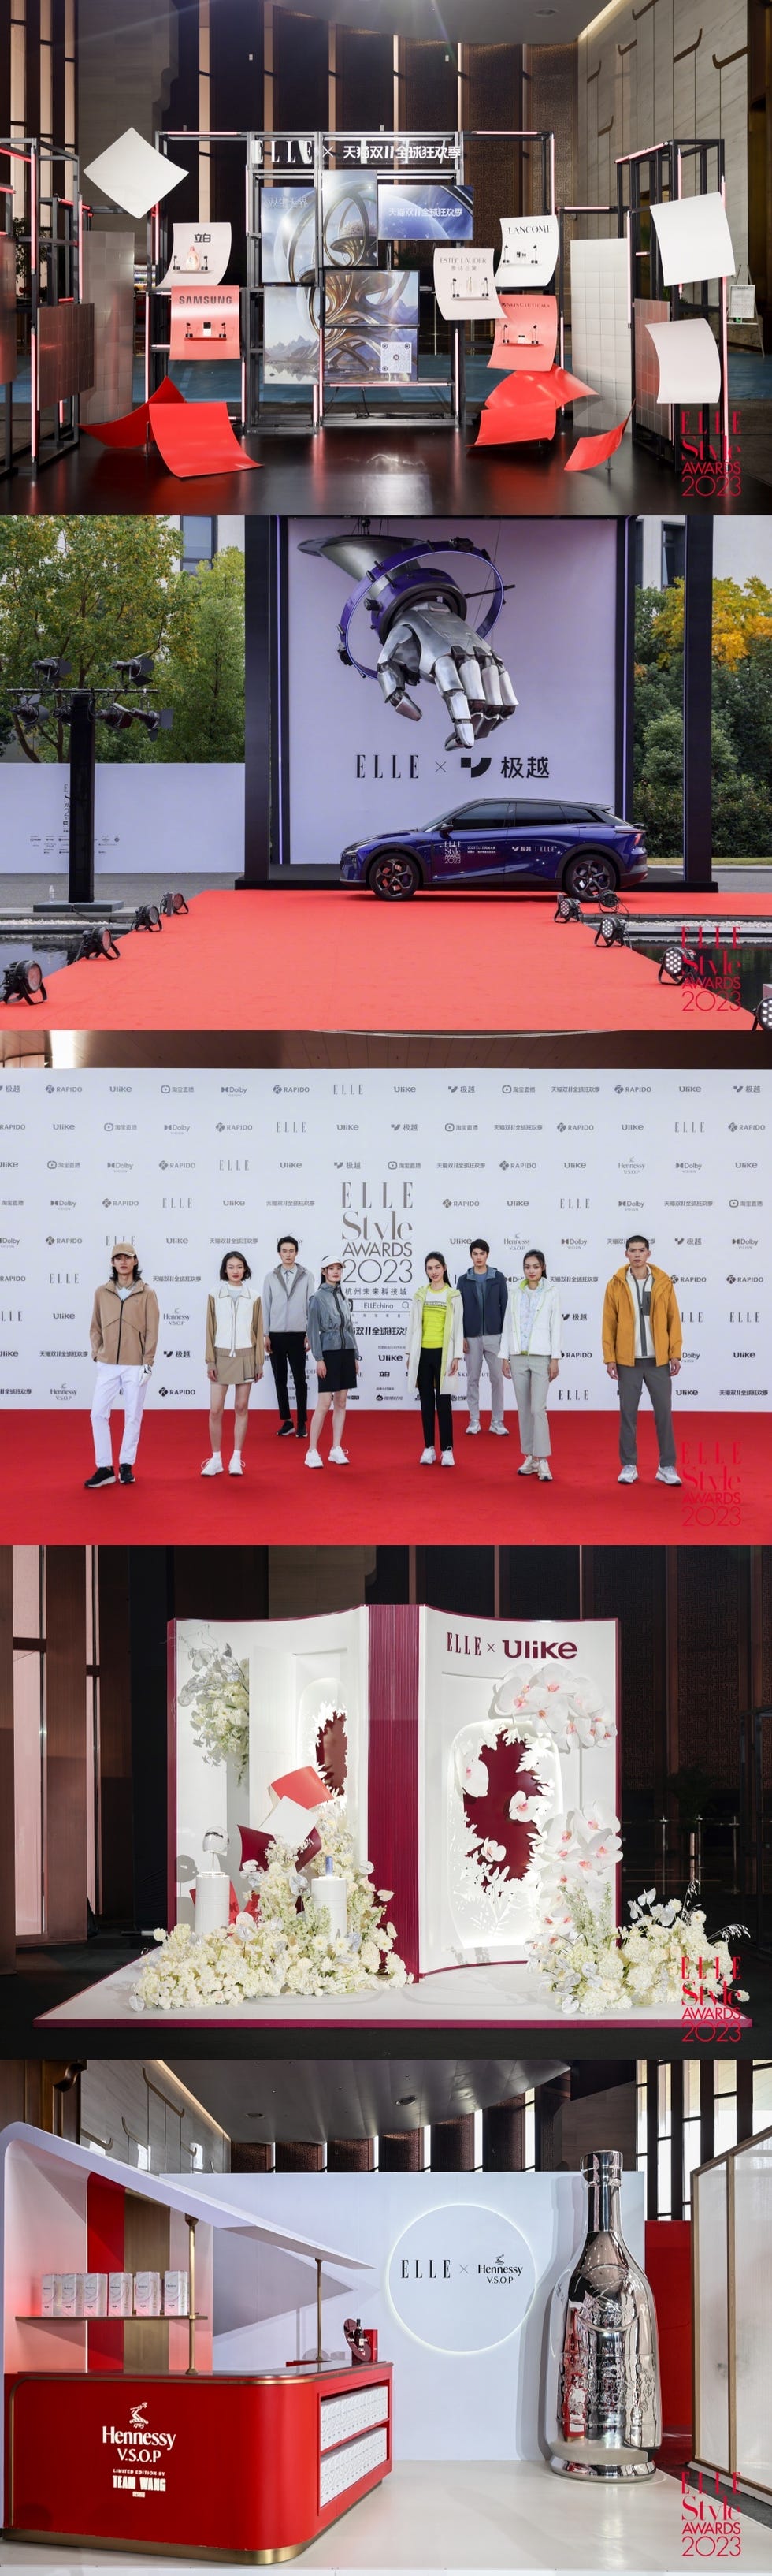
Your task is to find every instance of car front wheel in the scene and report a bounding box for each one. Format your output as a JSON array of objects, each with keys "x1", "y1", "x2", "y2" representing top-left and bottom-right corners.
[
  {"x1": 562, "y1": 850, "x2": 619, "y2": 899},
  {"x1": 368, "y1": 851, "x2": 422, "y2": 899}
]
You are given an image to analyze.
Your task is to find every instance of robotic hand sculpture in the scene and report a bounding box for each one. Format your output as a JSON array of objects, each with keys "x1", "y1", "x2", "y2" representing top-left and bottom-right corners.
[{"x1": 299, "y1": 531, "x2": 518, "y2": 752}]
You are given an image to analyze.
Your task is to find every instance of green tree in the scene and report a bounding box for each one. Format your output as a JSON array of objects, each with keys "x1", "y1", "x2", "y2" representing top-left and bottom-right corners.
[
  {"x1": 154, "y1": 549, "x2": 245, "y2": 763},
  {"x1": 0, "y1": 517, "x2": 189, "y2": 761}
]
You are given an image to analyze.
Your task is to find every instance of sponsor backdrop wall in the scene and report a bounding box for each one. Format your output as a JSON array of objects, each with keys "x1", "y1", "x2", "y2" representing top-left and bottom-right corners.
[
  {"x1": 0, "y1": 765, "x2": 244, "y2": 877},
  {"x1": 285, "y1": 518, "x2": 618, "y2": 865},
  {"x1": 207, "y1": 2170, "x2": 645, "y2": 2461},
  {"x1": 2, "y1": 1065, "x2": 768, "y2": 1412}
]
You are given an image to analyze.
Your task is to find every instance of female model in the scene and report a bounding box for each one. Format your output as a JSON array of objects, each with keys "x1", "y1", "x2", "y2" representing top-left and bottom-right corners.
[
  {"x1": 500, "y1": 1248, "x2": 562, "y2": 1481},
  {"x1": 406, "y1": 1252, "x2": 464, "y2": 1465},
  {"x1": 202, "y1": 1252, "x2": 265, "y2": 1477},
  {"x1": 306, "y1": 1256, "x2": 361, "y2": 1465}
]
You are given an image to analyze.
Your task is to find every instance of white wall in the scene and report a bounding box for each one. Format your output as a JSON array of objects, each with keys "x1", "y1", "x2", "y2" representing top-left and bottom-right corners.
[
  {"x1": 206, "y1": 2169, "x2": 646, "y2": 2463},
  {"x1": 0, "y1": 764, "x2": 244, "y2": 877}
]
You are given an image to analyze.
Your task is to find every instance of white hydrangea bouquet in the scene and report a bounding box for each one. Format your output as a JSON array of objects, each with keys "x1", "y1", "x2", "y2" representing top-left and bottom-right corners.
[
  {"x1": 131, "y1": 1796, "x2": 410, "y2": 2011},
  {"x1": 527, "y1": 1828, "x2": 749, "y2": 2016},
  {"x1": 177, "y1": 1640, "x2": 250, "y2": 1785}
]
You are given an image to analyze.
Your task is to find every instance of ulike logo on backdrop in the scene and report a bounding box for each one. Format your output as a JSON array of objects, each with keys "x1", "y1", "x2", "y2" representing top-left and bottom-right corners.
[{"x1": 5, "y1": 1067, "x2": 770, "y2": 1411}]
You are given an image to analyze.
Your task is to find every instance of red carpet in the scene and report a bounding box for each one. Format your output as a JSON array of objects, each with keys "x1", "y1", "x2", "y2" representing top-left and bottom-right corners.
[
  {"x1": 2, "y1": 888, "x2": 762, "y2": 1034},
  {"x1": 0, "y1": 1410, "x2": 762, "y2": 1544}
]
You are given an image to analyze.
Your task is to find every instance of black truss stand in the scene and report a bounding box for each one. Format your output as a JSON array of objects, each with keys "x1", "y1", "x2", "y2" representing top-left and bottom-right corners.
[
  {"x1": 150, "y1": 125, "x2": 555, "y2": 443},
  {"x1": 618, "y1": 138, "x2": 729, "y2": 482},
  {"x1": 68, "y1": 691, "x2": 98, "y2": 907},
  {"x1": 0, "y1": 184, "x2": 14, "y2": 480},
  {"x1": 0, "y1": 132, "x2": 86, "y2": 475}
]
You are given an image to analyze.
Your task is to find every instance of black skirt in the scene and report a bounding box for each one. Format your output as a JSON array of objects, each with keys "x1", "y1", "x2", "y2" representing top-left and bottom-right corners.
[{"x1": 317, "y1": 1347, "x2": 358, "y2": 1392}]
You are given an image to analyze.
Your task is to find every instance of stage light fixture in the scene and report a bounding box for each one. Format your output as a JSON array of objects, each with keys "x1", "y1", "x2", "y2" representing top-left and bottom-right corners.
[
  {"x1": 132, "y1": 706, "x2": 173, "y2": 738},
  {"x1": 113, "y1": 653, "x2": 155, "y2": 686},
  {"x1": 101, "y1": 702, "x2": 135, "y2": 733},
  {"x1": 659, "y1": 945, "x2": 686, "y2": 984},
  {"x1": 74, "y1": 925, "x2": 121, "y2": 961},
  {"x1": 555, "y1": 892, "x2": 582, "y2": 923},
  {"x1": 594, "y1": 913, "x2": 629, "y2": 947},
  {"x1": 1, "y1": 959, "x2": 47, "y2": 1003},
  {"x1": 752, "y1": 996, "x2": 772, "y2": 1031},
  {"x1": 32, "y1": 656, "x2": 72, "y2": 685},
  {"x1": 160, "y1": 890, "x2": 189, "y2": 916},
  {"x1": 12, "y1": 691, "x2": 43, "y2": 723},
  {"x1": 132, "y1": 903, "x2": 162, "y2": 932}
]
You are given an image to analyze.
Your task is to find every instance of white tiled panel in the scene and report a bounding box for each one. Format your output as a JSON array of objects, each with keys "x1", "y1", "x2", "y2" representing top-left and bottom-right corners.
[
  {"x1": 320, "y1": 2384, "x2": 391, "y2": 2451},
  {"x1": 318, "y1": 2425, "x2": 389, "y2": 2506}
]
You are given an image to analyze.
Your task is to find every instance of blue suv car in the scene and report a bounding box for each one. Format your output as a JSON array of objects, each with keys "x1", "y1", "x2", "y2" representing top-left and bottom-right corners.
[{"x1": 340, "y1": 798, "x2": 648, "y2": 899}]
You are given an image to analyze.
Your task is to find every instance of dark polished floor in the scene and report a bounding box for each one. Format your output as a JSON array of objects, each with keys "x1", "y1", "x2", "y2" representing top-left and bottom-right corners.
[{"x1": 2, "y1": 409, "x2": 770, "y2": 516}]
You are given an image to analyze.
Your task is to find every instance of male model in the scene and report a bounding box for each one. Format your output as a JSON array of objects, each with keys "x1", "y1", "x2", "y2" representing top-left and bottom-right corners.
[
  {"x1": 85, "y1": 1244, "x2": 160, "y2": 1487},
  {"x1": 602, "y1": 1234, "x2": 682, "y2": 1486},
  {"x1": 457, "y1": 1238, "x2": 509, "y2": 1435},
  {"x1": 262, "y1": 1235, "x2": 314, "y2": 1439}
]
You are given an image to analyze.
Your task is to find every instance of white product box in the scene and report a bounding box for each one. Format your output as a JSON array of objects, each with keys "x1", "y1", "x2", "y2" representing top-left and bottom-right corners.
[
  {"x1": 133, "y1": 2270, "x2": 162, "y2": 2317},
  {"x1": 40, "y1": 2274, "x2": 59, "y2": 2317},
  {"x1": 59, "y1": 2273, "x2": 85, "y2": 2317},
  {"x1": 84, "y1": 2272, "x2": 109, "y2": 2317},
  {"x1": 108, "y1": 2271, "x2": 134, "y2": 2317},
  {"x1": 163, "y1": 2269, "x2": 190, "y2": 2316}
]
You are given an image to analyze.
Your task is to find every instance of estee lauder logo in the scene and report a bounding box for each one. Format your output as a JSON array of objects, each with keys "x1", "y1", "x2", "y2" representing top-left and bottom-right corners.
[{"x1": 446, "y1": 1630, "x2": 578, "y2": 1662}]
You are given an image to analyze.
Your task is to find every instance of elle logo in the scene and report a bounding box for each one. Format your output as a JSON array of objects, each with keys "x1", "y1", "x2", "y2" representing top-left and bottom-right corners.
[{"x1": 446, "y1": 1630, "x2": 577, "y2": 1662}]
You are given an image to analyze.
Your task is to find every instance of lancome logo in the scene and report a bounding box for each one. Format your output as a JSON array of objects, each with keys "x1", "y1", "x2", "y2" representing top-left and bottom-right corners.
[{"x1": 446, "y1": 1629, "x2": 577, "y2": 1661}]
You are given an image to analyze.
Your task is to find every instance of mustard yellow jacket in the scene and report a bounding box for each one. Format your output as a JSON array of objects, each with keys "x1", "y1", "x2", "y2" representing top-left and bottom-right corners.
[{"x1": 602, "y1": 1264, "x2": 682, "y2": 1367}]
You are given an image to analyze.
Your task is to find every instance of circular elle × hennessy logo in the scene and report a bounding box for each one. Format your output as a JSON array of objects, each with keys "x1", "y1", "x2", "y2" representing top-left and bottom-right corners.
[{"x1": 387, "y1": 2204, "x2": 536, "y2": 2354}]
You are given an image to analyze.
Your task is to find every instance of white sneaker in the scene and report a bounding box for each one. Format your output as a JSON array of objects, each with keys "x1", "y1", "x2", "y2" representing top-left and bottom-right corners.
[
  {"x1": 201, "y1": 1454, "x2": 223, "y2": 1476},
  {"x1": 536, "y1": 1458, "x2": 552, "y2": 1482},
  {"x1": 489, "y1": 1422, "x2": 509, "y2": 1436},
  {"x1": 618, "y1": 1464, "x2": 638, "y2": 1483},
  {"x1": 329, "y1": 1445, "x2": 349, "y2": 1465},
  {"x1": 440, "y1": 1449, "x2": 455, "y2": 1467},
  {"x1": 228, "y1": 1453, "x2": 243, "y2": 1476},
  {"x1": 466, "y1": 1420, "x2": 481, "y2": 1435},
  {"x1": 656, "y1": 1465, "x2": 682, "y2": 1486},
  {"x1": 305, "y1": 1448, "x2": 323, "y2": 1469},
  {"x1": 419, "y1": 1447, "x2": 436, "y2": 1465},
  {"x1": 518, "y1": 1457, "x2": 536, "y2": 1476}
]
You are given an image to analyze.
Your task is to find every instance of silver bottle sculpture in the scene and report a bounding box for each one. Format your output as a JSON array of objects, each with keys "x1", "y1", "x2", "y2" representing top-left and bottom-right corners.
[{"x1": 547, "y1": 2148, "x2": 661, "y2": 2479}]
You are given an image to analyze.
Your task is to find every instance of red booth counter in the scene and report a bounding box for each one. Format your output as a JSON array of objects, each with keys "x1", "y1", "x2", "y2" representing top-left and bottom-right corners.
[{"x1": 6, "y1": 2361, "x2": 392, "y2": 2560}]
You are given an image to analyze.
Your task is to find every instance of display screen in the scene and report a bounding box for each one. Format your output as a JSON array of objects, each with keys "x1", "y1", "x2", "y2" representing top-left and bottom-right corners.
[
  {"x1": 260, "y1": 187, "x2": 316, "y2": 286},
  {"x1": 322, "y1": 172, "x2": 378, "y2": 267},
  {"x1": 263, "y1": 283, "x2": 318, "y2": 385},
  {"x1": 323, "y1": 269, "x2": 419, "y2": 383},
  {"x1": 377, "y1": 181, "x2": 473, "y2": 243}
]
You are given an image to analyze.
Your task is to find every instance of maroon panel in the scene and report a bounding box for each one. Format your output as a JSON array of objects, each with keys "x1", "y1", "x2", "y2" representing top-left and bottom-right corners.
[
  {"x1": 367, "y1": 1603, "x2": 420, "y2": 1979},
  {"x1": 38, "y1": 303, "x2": 95, "y2": 408},
  {"x1": 0, "y1": 236, "x2": 17, "y2": 385},
  {"x1": 0, "y1": 1548, "x2": 14, "y2": 1974}
]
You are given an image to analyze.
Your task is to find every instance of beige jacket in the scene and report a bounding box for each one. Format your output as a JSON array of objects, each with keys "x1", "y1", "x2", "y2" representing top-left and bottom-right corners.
[
  {"x1": 90, "y1": 1279, "x2": 160, "y2": 1368},
  {"x1": 205, "y1": 1285, "x2": 265, "y2": 1370}
]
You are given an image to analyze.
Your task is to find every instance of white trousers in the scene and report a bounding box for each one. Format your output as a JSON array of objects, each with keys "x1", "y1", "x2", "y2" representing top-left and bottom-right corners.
[
  {"x1": 465, "y1": 1334, "x2": 506, "y2": 1427},
  {"x1": 91, "y1": 1361, "x2": 148, "y2": 1466},
  {"x1": 510, "y1": 1355, "x2": 552, "y2": 1459}
]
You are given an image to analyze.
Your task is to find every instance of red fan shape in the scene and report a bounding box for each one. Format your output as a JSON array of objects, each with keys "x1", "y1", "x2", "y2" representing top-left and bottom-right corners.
[
  {"x1": 462, "y1": 1736, "x2": 544, "y2": 1891},
  {"x1": 564, "y1": 412, "x2": 633, "y2": 471},
  {"x1": 81, "y1": 378, "x2": 260, "y2": 477},
  {"x1": 471, "y1": 370, "x2": 558, "y2": 448}
]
